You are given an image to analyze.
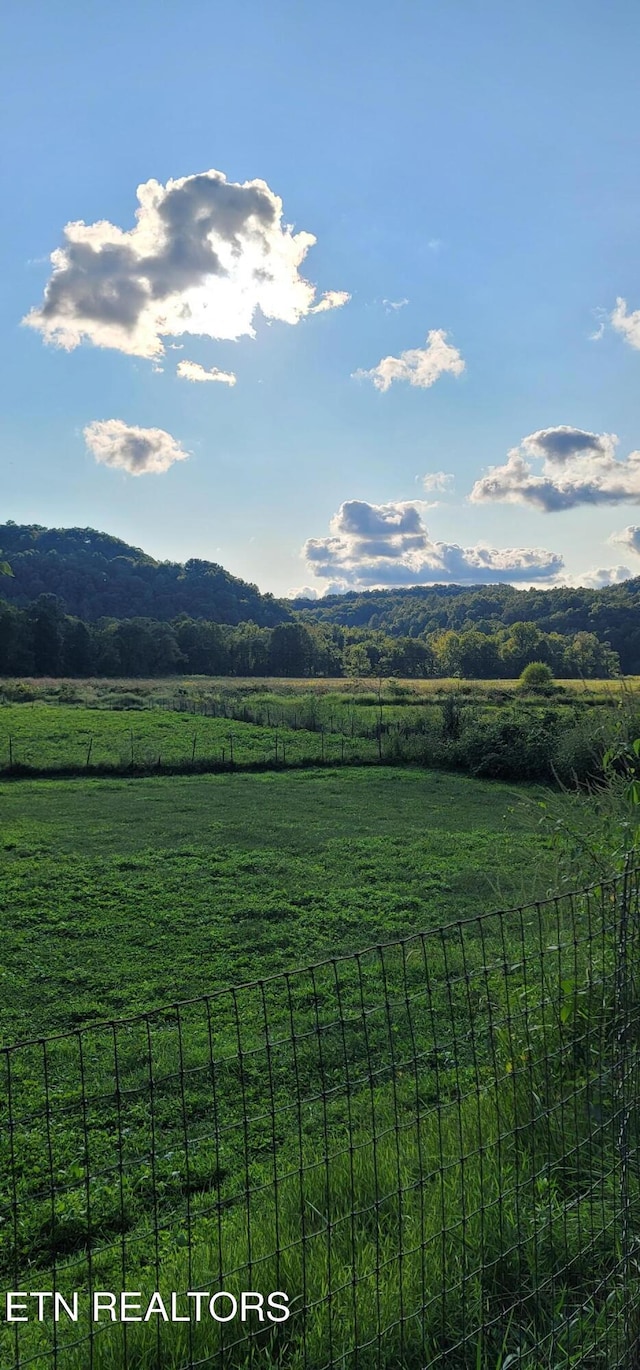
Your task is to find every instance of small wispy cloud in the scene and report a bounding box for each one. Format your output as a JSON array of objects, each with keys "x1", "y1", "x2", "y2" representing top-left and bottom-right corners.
[
  {"x1": 309, "y1": 289, "x2": 351, "y2": 314},
  {"x1": 588, "y1": 308, "x2": 608, "y2": 342},
  {"x1": 420, "y1": 471, "x2": 455, "y2": 505},
  {"x1": 382, "y1": 298, "x2": 409, "y2": 312},
  {"x1": 177, "y1": 360, "x2": 237, "y2": 385},
  {"x1": 422, "y1": 471, "x2": 454, "y2": 494}
]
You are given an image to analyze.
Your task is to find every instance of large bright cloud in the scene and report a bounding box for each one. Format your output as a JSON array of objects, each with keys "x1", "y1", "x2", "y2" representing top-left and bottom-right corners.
[
  {"x1": 352, "y1": 329, "x2": 465, "y2": 392},
  {"x1": 24, "y1": 169, "x2": 349, "y2": 359},
  {"x1": 611, "y1": 298, "x2": 640, "y2": 350},
  {"x1": 176, "y1": 360, "x2": 236, "y2": 385},
  {"x1": 470, "y1": 426, "x2": 640, "y2": 510},
  {"x1": 301, "y1": 499, "x2": 563, "y2": 589},
  {"x1": 84, "y1": 419, "x2": 189, "y2": 475}
]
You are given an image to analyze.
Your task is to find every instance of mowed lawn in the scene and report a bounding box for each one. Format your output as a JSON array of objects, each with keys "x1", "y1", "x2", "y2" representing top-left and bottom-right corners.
[{"x1": 0, "y1": 766, "x2": 556, "y2": 1042}]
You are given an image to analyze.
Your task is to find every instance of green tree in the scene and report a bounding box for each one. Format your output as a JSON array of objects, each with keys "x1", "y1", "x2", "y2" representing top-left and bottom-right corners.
[
  {"x1": 62, "y1": 619, "x2": 94, "y2": 676},
  {"x1": 28, "y1": 594, "x2": 65, "y2": 675},
  {"x1": 268, "y1": 623, "x2": 315, "y2": 677},
  {"x1": 344, "y1": 642, "x2": 372, "y2": 677},
  {"x1": 499, "y1": 622, "x2": 546, "y2": 676}
]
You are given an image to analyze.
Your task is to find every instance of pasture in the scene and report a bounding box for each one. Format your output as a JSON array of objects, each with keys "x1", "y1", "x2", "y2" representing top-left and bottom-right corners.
[
  {"x1": 0, "y1": 762, "x2": 631, "y2": 1369},
  {"x1": 0, "y1": 765, "x2": 555, "y2": 1042},
  {"x1": 0, "y1": 671, "x2": 633, "y2": 784},
  {"x1": 0, "y1": 688, "x2": 631, "y2": 1368}
]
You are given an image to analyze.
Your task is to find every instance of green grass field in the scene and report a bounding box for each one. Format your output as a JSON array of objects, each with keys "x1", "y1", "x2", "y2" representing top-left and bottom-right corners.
[
  {"x1": 0, "y1": 766, "x2": 555, "y2": 1041},
  {"x1": 0, "y1": 701, "x2": 345, "y2": 771},
  {"x1": 0, "y1": 674, "x2": 628, "y2": 787},
  {"x1": 3, "y1": 763, "x2": 627, "y2": 1370}
]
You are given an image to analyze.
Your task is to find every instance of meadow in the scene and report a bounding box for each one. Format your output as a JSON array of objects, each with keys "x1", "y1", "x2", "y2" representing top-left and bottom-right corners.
[
  {"x1": 0, "y1": 768, "x2": 630, "y2": 1368},
  {"x1": 0, "y1": 684, "x2": 634, "y2": 1367},
  {"x1": 0, "y1": 672, "x2": 634, "y2": 784},
  {"x1": 0, "y1": 766, "x2": 555, "y2": 1040}
]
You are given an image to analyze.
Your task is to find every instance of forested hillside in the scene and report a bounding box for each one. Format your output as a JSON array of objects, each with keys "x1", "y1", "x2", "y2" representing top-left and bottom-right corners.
[
  {"x1": 295, "y1": 581, "x2": 640, "y2": 674},
  {"x1": 0, "y1": 522, "x2": 290, "y2": 626},
  {"x1": 0, "y1": 522, "x2": 635, "y2": 675}
]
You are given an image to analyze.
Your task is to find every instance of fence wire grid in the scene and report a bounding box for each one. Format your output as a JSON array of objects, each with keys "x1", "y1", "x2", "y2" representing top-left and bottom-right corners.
[{"x1": 1, "y1": 867, "x2": 640, "y2": 1369}]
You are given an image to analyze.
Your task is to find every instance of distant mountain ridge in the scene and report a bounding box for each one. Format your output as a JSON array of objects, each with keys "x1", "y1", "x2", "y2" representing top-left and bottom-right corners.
[
  {"x1": 295, "y1": 579, "x2": 640, "y2": 673},
  {"x1": 0, "y1": 522, "x2": 290, "y2": 626},
  {"x1": 1, "y1": 521, "x2": 640, "y2": 673}
]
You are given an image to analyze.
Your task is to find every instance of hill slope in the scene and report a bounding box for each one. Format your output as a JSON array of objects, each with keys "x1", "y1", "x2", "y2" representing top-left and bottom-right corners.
[
  {"x1": 294, "y1": 581, "x2": 640, "y2": 673},
  {"x1": 0, "y1": 523, "x2": 290, "y2": 626},
  {"x1": 1, "y1": 521, "x2": 639, "y2": 672}
]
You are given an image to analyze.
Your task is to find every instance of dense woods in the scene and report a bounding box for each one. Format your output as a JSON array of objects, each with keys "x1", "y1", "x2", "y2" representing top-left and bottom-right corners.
[
  {"x1": 0, "y1": 597, "x2": 620, "y2": 679},
  {"x1": 0, "y1": 522, "x2": 289, "y2": 626},
  {"x1": 296, "y1": 581, "x2": 640, "y2": 673},
  {"x1": 0, "y1": 522, "x2": 631, "y2": 677}
]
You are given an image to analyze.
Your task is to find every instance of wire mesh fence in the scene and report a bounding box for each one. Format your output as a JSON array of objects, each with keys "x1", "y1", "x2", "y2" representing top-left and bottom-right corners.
[{"x1": 1, "y1": 868, "x2": 640, "y2": 1368}]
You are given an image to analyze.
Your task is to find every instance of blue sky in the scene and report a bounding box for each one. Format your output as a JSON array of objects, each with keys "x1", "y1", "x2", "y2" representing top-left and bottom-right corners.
[{"x1": 2, "y1": 0, "x2": 640, "y2": 596}]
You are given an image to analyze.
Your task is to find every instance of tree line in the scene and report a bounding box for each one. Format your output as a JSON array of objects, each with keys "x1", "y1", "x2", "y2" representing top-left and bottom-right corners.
[
  {"x1": 1, "y1": 521, "x2": 638, "y2": 671},
  {"x1": 297, "y1": 579, "x2": 640, "y2": 672},
  {"x1": 0, "y1": 596, "x2": 620, "y2": 679}
]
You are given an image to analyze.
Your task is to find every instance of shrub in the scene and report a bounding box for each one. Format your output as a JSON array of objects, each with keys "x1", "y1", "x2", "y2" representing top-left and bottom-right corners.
[
  {"x1": 100, "y1": 692, "x2": 149, "y2": 711},
  {"x1": 553, "y1": 712, "x2": 610, "y2": 787},
  {"x1": 461, "y1": 709, "x2": 560, "y2": 781},
  {"x1": 518, "y1": 661, "x2": 555, "y2": 694},
  {"x1": 440, "y1": 693, "x2": 464, "y2": 740}
]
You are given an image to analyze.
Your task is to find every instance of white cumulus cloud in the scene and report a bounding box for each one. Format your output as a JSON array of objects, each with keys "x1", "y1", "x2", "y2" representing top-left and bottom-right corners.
[
  {"x1": 287, "y1": 585, "x2": 323, "y2": 600},
  {"x1": 611, "y1": 298, "x2": 640, "y2": 350},
  {"x1": 301, "y1": 499, "x2": 563, "y2": 589},
  {"x1": 470, "y1": 426, "x2": 640, "y2": 510},
  {"x1": 569, "y1": 565, "x2": 633, "y2": 589},
  {"x1": 84, "y1": 419, "x2": 189, "y2": 476},
  {"x1": 24, "y1": 168, "x2": 348, "y2": 359},
  {"x1": 176, "y1": 360, "x2": 237, "y2": 385},
  {"x1": 352, "y1": 328, "x2": 465, "y2": 392},
  {"x1": 610, "y1": 525, "x2": 640, "y2": 556}
]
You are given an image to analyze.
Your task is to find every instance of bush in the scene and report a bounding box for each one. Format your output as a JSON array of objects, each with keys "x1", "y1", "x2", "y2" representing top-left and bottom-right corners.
[
  {"x1": 518, "y1": 662, "x2": 555, "y2": 694},
  {"x1": 440, "y1": 693, "x2": 464, "y2": 740},
  {"x1": 99, "y1": 692, "x2": 149, "y2": 711},
  {"x1": 461, "y1": 709, "x2": 561, "y2": 781},
  {"x1": 553, "y1": 712, "x2": 609, "y2": 787}
]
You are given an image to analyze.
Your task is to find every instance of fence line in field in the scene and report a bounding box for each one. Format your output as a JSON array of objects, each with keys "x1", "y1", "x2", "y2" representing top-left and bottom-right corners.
[
  {"x1": 0, "y1": 723, "x2": 412, "y2": 778},
  {"x1": 1, "y1": 867, "x2": 640, "y2": 1367}
]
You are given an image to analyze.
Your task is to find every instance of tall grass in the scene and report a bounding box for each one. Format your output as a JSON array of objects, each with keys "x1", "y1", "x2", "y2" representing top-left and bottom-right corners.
[
  {"x1": 3, "y1": 889, "x2": 636, "y2": 1370},
  {"x1": 4, "y1": 1072, "x2": 629, "y2": 1369}
]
